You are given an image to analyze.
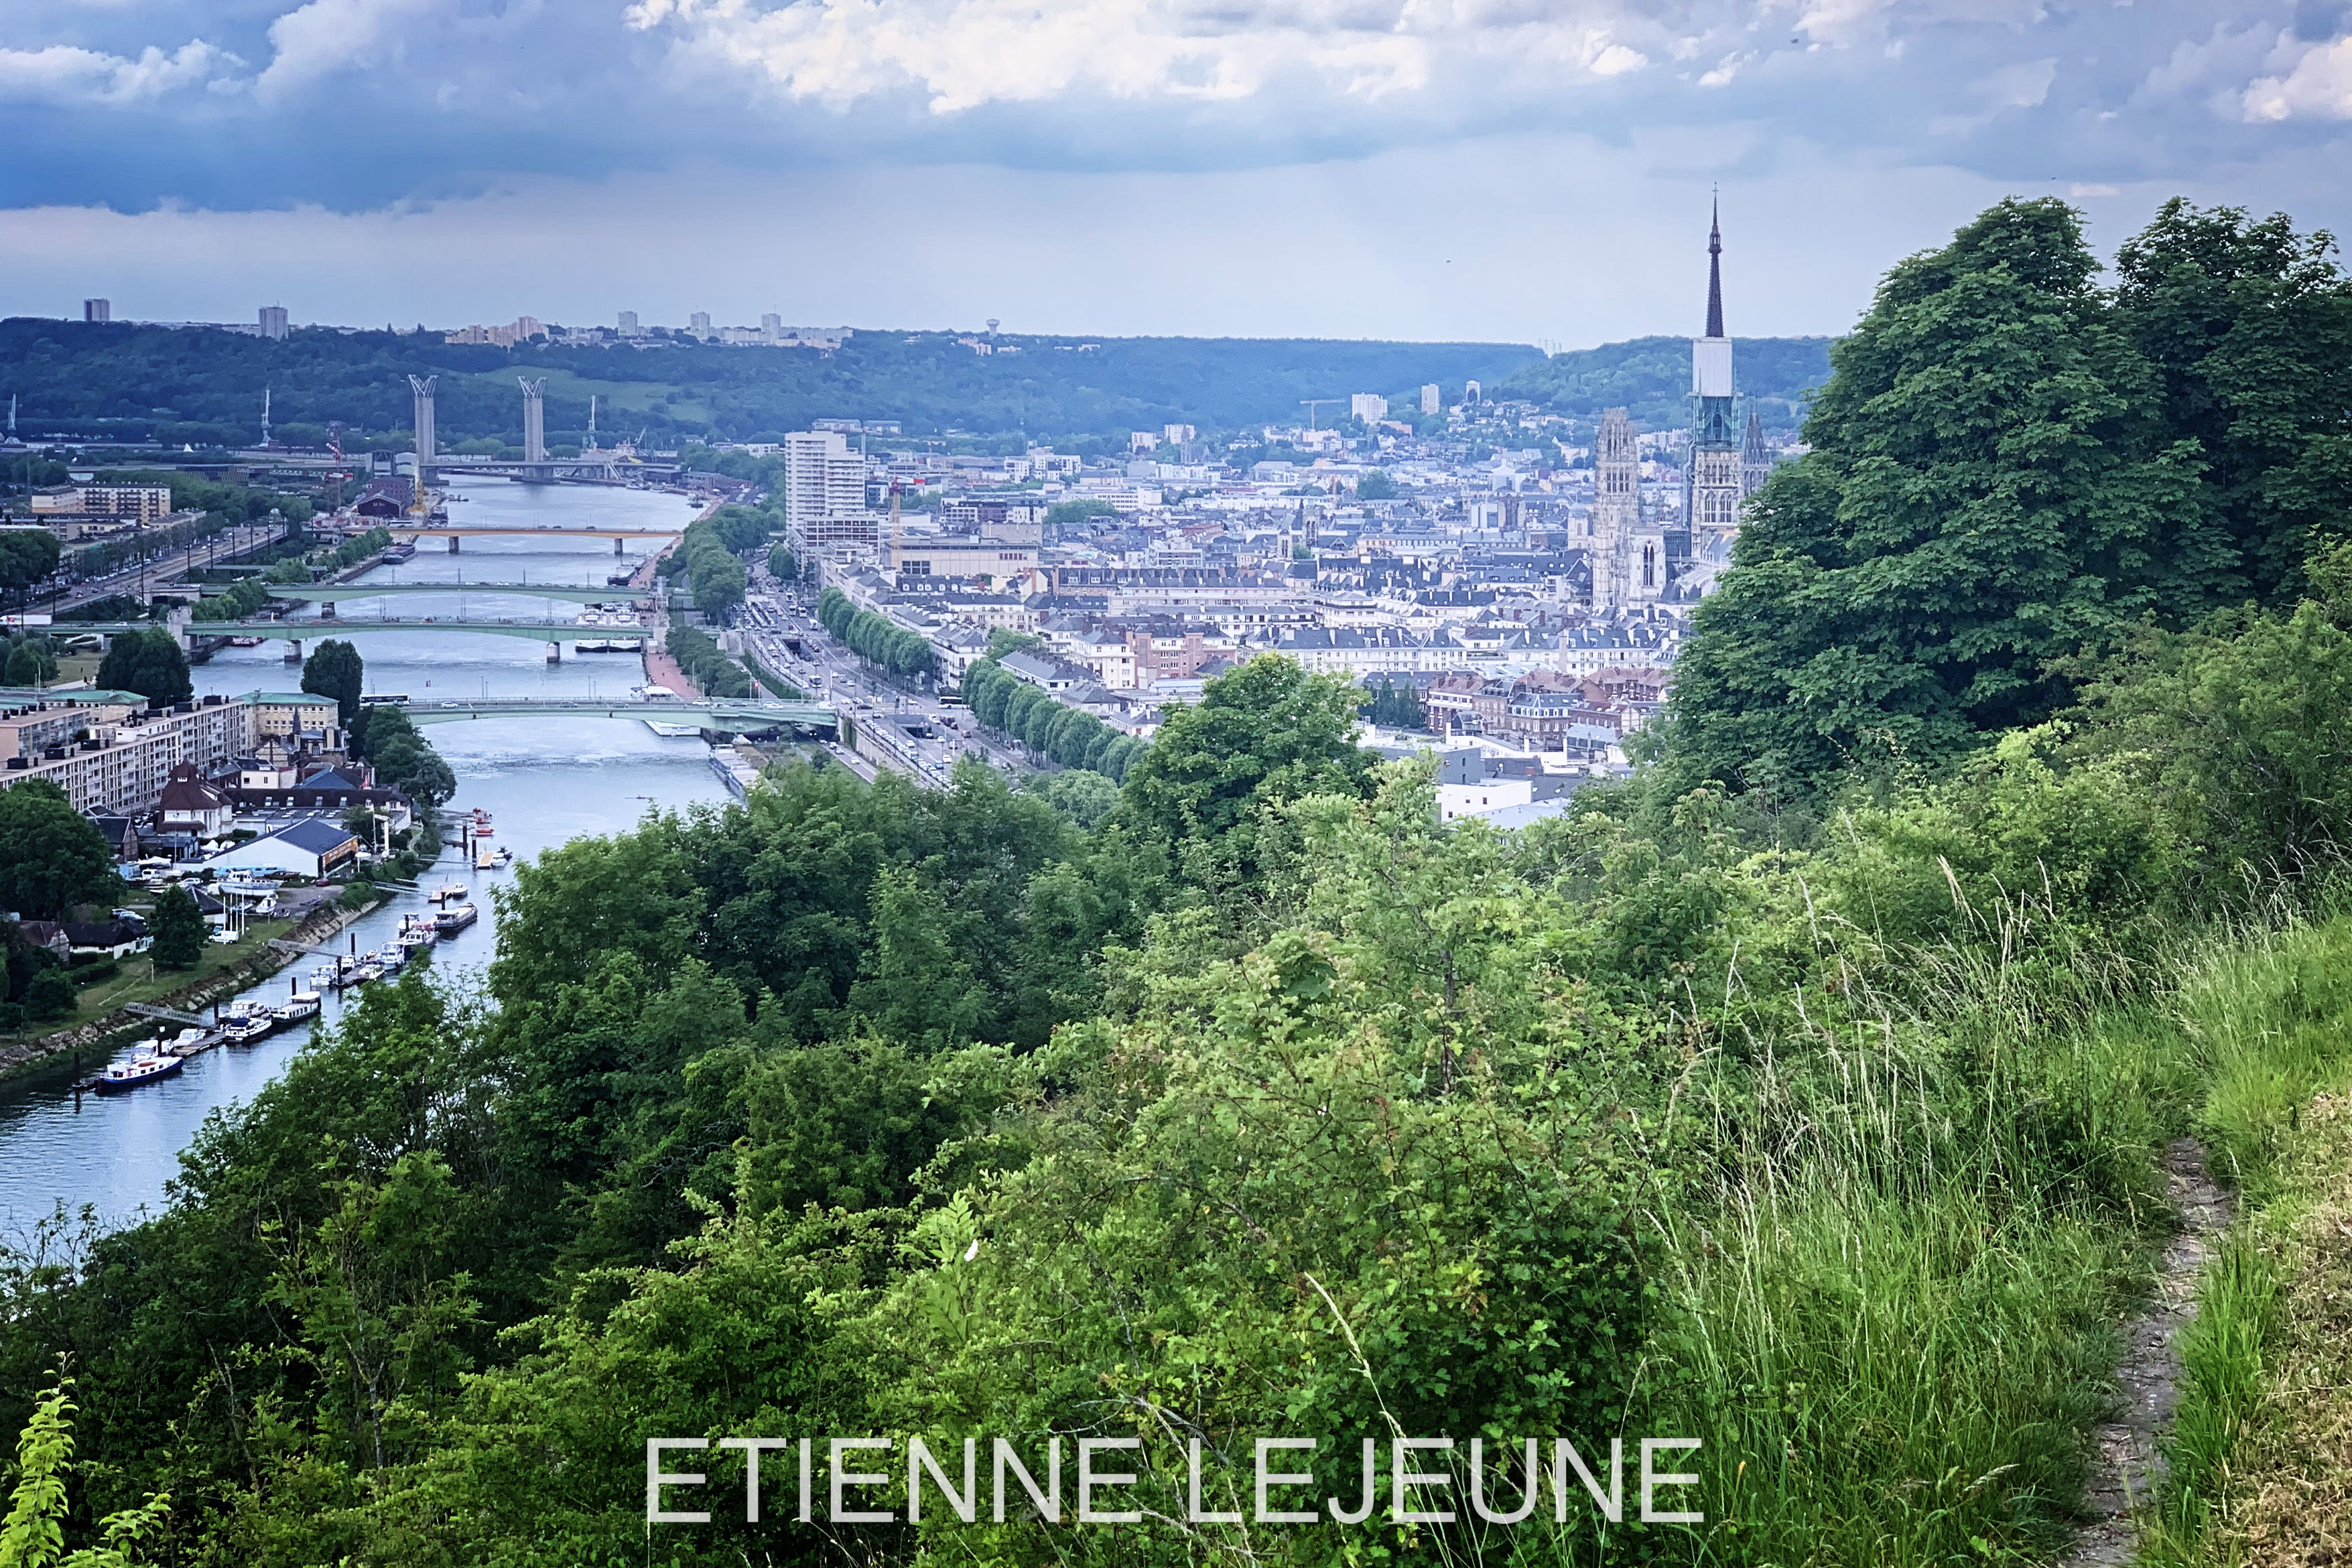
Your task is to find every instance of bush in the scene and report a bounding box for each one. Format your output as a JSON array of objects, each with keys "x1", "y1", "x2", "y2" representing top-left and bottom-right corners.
[{"x1": 19, "y1": 965, "x2": 76, "y2": 1023}]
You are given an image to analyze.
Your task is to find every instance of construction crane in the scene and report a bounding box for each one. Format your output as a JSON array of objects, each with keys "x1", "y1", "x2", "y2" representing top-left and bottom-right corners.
[{"x1": 1299, "y1": 398, "x2": 1340, "y2": 430}]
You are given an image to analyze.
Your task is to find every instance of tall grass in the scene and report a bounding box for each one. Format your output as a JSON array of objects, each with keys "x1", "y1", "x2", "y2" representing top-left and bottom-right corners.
[{"x1": 1628, "y1": 890, "x2": 2336, "y2": 1564}]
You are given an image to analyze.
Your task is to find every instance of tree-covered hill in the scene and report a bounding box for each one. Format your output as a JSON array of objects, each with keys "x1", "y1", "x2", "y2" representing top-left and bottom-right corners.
[
  {"x1": 1496, "y1": 333, "x2": 1835, "y2": 438},
  {"x1": 0, "y1": 319, "x2": 1541, "y2": 450}
]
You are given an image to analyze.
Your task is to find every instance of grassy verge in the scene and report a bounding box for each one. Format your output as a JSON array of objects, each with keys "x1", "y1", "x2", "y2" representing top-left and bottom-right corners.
[{"x1": 2116, "y1": 917, "x2": 2352, "y2": 1565}]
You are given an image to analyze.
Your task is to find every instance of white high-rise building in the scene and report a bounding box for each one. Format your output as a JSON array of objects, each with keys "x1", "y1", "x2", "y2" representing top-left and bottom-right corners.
[
  {"x1": 761, "y1": 312, "x2": 783, "y2": 340},
  {"x1": 783, "y1": 431, "x2": 872, "y2": 557},
  {"x1": 258, "y1": 305, "x2": 289, "y2": 340},
  {"x1": 82, "y1": 299, "x2": 110, "y2": 324},
  {"x1": 1350, "y1": 393, "x2": 1388, "y2": 423},
  {"x1": 1420, "y1": 384, "x2": 1440, "y2": 415},
  {"x1": 618, "y1": 310, "x2": 640, "y2": 334},
  {"x1": 688, "y1": 312, "x2": 712, "y2": 336}
]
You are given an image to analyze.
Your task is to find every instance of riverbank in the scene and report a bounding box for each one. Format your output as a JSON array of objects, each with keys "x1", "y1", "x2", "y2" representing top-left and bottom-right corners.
[{"x1": 0, "y1": 891, "x2": 391, "y2": 1087}]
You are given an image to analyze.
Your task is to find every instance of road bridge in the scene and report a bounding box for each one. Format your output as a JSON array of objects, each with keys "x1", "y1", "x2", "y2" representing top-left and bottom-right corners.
[
  {"x1": 273, "y1": 582, "x2": 651, "y2": 606},
  {"x1": 78, "y1": 619, "x2": 627, "y2": 661},
  {"x1": 390, "y1": 525, "x2": 688, "y2": 553},
  {"x1": 397, "y1": 696, "x2": 836, "y2": 732}
]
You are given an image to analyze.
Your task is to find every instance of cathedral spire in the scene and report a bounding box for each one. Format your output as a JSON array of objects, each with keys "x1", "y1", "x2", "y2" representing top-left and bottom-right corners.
[{"x1": 1705, "y1": 195, "x2": 1725, "y2": 339}]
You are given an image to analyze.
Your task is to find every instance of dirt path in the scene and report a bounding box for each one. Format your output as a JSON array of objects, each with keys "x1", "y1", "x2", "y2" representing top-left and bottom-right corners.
[{"x1": 2061, "y1": 1136, "x2": 2235, "y2": 1566}]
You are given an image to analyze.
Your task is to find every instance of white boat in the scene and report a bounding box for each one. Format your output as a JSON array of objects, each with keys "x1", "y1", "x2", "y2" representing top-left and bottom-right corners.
[
  {"x1": 94, "y1": 1053, "x2": 184, "y2": 1094},
  {"x1": 434, "y1": 880, "x2": 468, "y2": 903},
  {"x1": 274, "y1": 988, "x2": 321, "y2": 1023},
  {"x1": 434, "y1": 901, "x2": 478, "y2": 934}
]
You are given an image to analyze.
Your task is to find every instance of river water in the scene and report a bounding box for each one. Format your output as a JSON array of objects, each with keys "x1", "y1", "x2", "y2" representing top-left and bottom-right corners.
[{"x1": 0, "y1": 478, "x2": 733, "y2": 1242}]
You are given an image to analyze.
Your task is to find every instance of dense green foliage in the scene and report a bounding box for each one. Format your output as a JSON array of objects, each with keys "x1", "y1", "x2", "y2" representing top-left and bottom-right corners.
[
  {"x1": 300, "y1": 639, "x2": 366, "y2": 730},
  {"x1": 959, "y1": 657, "x2": 1142, "y2": 779},
  {"x1": 765, "y1": 543, "x2": 797, "y2": 582},
  {"x1": 10, "y1": 196, "x2": 2352, "y2": 1568},
  {"x1": 1360, "y1": 675, "x2": 1425, "y2": 729},
  {"x1": 92, "y1": 629, "x2": 190, "y2": 706},
  {"x1": 1664, "y1": 198, "x2": 2352, "y2": 799},
  {"x1": 1, "y1": 320, "x2": 1539, "y2": 447},
  {"x1": 145, "y1": 885, "x2": 207, "y2": 970},
  {"x1": 3, "y1": 635, "x2": 59, "y2": 687},
  {"x1": 816, "y1": 588, "x2": 937, "y2": 679},
  {"x1": 350, "y1": 705, "x2": 456, "y2": 809},
  {"x1": 0, "y1": 781, "x2": 116, "y2": 921},
  {"x1": 1497, "y1": 334, "x2": 1833, "y2": 438},
  {"x1": 0, "y1": 532, "x2": 61, "y2": 606},
  {"x1": 661, "y1": 507, "x2": 767, "y2": 616},
  {"x1": 664, "y1": 625, "x2": 753, "y2": 698}
]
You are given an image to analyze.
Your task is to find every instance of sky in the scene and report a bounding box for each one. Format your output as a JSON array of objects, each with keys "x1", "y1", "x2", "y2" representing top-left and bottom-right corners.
[{"x1": 2, "y1": 1, "x2": 2349, "y2": 346}]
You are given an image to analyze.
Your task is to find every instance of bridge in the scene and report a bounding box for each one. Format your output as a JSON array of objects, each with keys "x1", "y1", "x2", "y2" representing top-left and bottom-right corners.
[
  {"x1": 397, "y1": 696, "x2": 835, "y2": 732},
  {"x1": 78, "y1": 618, "x2": 627, "y2": 653},
  {"x1": 389, "y1": 525, "x2": 689, "y2": 553},
  {"x1": 273, "y1": 582, "x2": 651, "y2": 606},
  {"x1": 428, "y1": 456, "x2": 683, "y2": 485}
]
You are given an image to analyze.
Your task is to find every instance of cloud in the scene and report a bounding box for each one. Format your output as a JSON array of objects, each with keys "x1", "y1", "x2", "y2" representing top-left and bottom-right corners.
[
  {"x1": 620, "y1": 0, "x2": 1654, "y2": 114},
  {"x1": 253, "y1": 0, "x2": 450, "y2": 105},
  {"x1": 2243, "y1": 34, "x2": 2352, "y2": 119},
  {"x1": 0, "y1": 40, "x2": 239, "y2": 105}
]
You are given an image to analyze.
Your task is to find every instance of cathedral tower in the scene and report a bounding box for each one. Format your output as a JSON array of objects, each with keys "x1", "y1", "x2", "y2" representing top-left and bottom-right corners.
[
  {"x1": 1687, "y1": 200, "x2": 1744, "y2": 570},
  {"x1": 1742, "y1": 408, "x2": 1770, "y2": 499},
  {"x1": 1591, "y1": 406, "x2": 1646, "y2": 610}
]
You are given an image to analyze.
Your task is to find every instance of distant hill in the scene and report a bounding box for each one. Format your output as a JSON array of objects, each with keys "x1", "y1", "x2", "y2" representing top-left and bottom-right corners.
[
  {"x1": 1497, "y1": 335, "x2": 1835, "y2": 440},
  {"x1": 0, "y1": 319, "x2": 1543, "y2": 452}
]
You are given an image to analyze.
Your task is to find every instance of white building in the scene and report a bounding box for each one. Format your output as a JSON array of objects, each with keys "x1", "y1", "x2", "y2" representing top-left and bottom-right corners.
[
  {"x1": 783, "y1": 430, "x2": 872, "y2": 547},
  {"x1": 1421, "y1": 385, "x2": 1441, "y2": 415},
  {"x1": 1350, "y1": 393, "x2": 1389, "y2": 423}
]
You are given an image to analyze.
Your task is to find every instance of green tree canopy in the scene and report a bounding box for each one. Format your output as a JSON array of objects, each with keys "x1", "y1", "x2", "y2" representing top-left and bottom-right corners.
[
  {"x1": 1118, "y1": 652, "x2": 1372, "y2": 889},
  {"x1": 1662, "y1": 198, "x2": 2202, "y2": 798},
  {"x1": 301, "y1": 638, "x2": 366, "y2": 730},
  {"x1": 3, "y1": 639, "x2": 58, "y2": 688},
  {"x1": 147, "y1": 884, "x2": 208, "y2": 969},
  {"x1": 94, "y1": 629, "x2": 192, "y2": 707},
  {"x1": 1355, "y1": 468, "x2": 1397, "y2": 500},
  {"x1": 2113, "y1": 198, "x2": 2352, "y2": 609},
  {"x1": 0, "y1": 781, "x2": 117, "y2": 920},
  {"x1": 0, "y1": 531, "x2": 61, "y2": 606}
]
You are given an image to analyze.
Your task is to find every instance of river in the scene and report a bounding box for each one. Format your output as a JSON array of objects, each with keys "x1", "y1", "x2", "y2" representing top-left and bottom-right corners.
[{"x1": 0, "y1": 478, "x2": 733, "y2": 1243}]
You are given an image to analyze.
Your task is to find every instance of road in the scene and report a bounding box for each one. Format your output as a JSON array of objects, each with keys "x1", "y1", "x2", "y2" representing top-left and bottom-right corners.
[
  {"x1": 37, "y1": 522, "x2": 287, "y2": 615},
  {"x1": 738, "y1": 564, "x2": 1026, "y2": 789}
]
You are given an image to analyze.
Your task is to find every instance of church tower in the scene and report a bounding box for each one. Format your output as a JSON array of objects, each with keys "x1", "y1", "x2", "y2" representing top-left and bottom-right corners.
[
  {"x1": 1590, "y1": 406, "x2": 1648, "y2": 611},
  {"x1": 1742, "y1": 408, "x2": 1770, "y2": 499},
  {"x1": 1687, "y1": 200, "x2": 1744, "y2": 570}
]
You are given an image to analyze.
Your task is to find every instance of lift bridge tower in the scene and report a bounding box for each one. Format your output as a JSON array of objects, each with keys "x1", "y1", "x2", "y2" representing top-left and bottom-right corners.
[{"x1": 519, "y1": 377, "x2": 547, "y2": 464}]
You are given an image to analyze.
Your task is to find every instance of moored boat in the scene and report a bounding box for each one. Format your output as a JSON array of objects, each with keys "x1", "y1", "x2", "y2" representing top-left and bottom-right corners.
[
  {"x1": 434, "y1": 880, "x2": 468, "y2": 903},
  {"x1": 434, "y1": 901, "x2": 478, "y2": 934},
  {"x1": 274, "y1": 985, "x2": 321, "y2": 1023},
  {"x1": 94, "y1": 1052, "x2": 185, "y2": 1094}
]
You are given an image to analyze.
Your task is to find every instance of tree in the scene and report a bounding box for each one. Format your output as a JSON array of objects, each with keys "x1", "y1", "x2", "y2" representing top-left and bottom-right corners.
[
  {"x1": 1355, "y1": 468, "x2": 1397, "y2": 500},
  {"x1": 766, "y1": 543, "x2": 797, "y2": 582},
  {"x1": 148, "y1": 885, "x2": 208, "y2": 969},
  {"x1": 1119, "y1": 653, "x2": 1372, "y2": 888},
  {"x1": 1662, "y1": 198, "x2": 2195, "y2": 799},
  {"x1": 0, "y1": 530, "x2": 60, "y2": 606},
  {"x1": 18, "y1": 964, "x2": 75, "y2": 1023},
  {"x1": 2113, "y1": 198, "x2": 2352, "y2": 611},
  {"x1": 4, "y1": 640, "x2": 58, "y2": 687},
  {"x1": 0, "y1": 1374, "x2": 172, "y2": 1566},
  {"x1": 302, "y1": 638, "x2": 367, "y2": 730},
  {"x1": 94, "y1": 628, "x2": 192, "y2": 706},
  {"x1": 0, "y1": 781, "x2": 117, "y2": 919},
  {"x1": 1045, "y1": 498, "x2": 1120, "y2": 529}
]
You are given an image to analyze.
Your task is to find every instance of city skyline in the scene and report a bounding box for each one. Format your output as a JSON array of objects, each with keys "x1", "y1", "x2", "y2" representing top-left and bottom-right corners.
[{"x1": 3, "y1": 3, "x2": 2348, "y2": 342}]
